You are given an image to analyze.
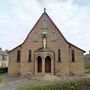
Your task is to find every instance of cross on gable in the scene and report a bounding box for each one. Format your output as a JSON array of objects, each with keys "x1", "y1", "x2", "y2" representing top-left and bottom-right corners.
[{"x1": 44, "y1": 8, "x2": 46, "y2": 13}]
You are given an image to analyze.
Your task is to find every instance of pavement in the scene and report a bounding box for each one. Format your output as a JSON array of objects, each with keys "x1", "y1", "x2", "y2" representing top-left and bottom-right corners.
[
  {"x1": 0, "y1": 73, "x2": 90, "y2": 90},
  {"x1": 0, "y1": 74, "x2": 39, "y2": 90}
]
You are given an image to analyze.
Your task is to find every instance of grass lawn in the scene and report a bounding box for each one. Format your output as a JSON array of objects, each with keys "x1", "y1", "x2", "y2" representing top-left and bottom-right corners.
[
  {"x1": 0, "y1": 76, "x2": 2, "y2": 84},
  {"x1": 0, "y1": 73, "x2": 5, "y2": 85},
  {"x1": 85, "y1": 67, "x2": 90, "y2": 74},
  {"x1": 15, "y1": 78, "x2": 90, "y2": 90}
]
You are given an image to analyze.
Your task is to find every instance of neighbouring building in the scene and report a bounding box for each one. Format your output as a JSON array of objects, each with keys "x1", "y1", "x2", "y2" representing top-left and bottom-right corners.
[
  {"x1": 0, "y1": 48, "x2": 9, "y2": 68},
  {"x1": 84, "y1": 51, "x2": 90, "y2": 67},
  {"x1": 8, "y1": 9, "x2": 85, "y2": 76}
]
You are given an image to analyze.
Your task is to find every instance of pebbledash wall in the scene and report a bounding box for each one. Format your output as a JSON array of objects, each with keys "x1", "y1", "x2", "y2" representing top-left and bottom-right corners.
[{"x1": 8, "y1": 10, "x2": 85, "y2": 76}]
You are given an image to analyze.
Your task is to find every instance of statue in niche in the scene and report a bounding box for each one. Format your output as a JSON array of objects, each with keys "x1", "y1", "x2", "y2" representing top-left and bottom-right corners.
[
  {"x1": 42, "y1": 32, "x2": 48, "y2": 49},
  {"x1": 43, "y1": 36, "x2": 46, "y2": 48}
]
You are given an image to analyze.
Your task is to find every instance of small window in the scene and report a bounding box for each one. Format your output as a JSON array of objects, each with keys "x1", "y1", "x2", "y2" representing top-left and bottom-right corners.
[
  {"x1": 17, "y1": 50, "x2": 20, "y2": 63},
  {"x1": 2, "y1": 55, "x2": 5, "y2": 60},
  {"x1": 42, "y1": 19, "x2": 47, "y2": 28},
  {"x1": 51, "y1": 32, "x2": 56, "y2": 41},
  {"x1": 33, "y1": 33, "x2": 38, "y2": 41},
  {"x1": 28, "y1": 49, "x2": 31, "y2": 62},
  {"x1": 71, "y1": 50, "x2": 75, "y2": 62},
  {"x1": 58, "y1": 49, "x2": 61, "y2": 62}
]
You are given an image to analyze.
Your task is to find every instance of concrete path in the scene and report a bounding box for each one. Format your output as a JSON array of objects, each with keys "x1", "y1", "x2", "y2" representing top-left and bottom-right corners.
[
  {"x1": 0, "y1": 74, "x2": 39, "y2": 90},
  {"x1": 1, "y1": 73, "x2": 90, "y2": 90}
]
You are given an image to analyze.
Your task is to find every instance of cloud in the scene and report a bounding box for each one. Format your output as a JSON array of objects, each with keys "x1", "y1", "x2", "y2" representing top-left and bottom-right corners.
[
  {"x1": 0, "y1": 0, "x2": 90, "y2": 53},
  {"x1": 73, "y1": 0, "x2": 90, "y2": 7}
]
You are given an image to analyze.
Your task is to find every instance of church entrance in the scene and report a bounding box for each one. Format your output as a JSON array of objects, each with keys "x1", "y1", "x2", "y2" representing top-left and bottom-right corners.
[
  {"x1": 45, "y1": 56, "x2": 51, "y2": 73},
  {"x1": 35, "y1": 51, "x2": 54, "y2": 75},
  {"x1": 37, "y1": 56, "x2": 42, "y2": 72}
]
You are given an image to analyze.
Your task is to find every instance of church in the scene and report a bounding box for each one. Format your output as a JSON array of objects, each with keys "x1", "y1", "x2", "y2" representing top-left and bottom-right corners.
[{"x1": 8, "y1": 9, "x2": 85, "y2": 76}]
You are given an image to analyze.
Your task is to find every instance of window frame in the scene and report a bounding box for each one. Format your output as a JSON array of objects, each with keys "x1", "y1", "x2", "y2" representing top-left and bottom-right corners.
[
  {"x1": 17, "y1": 50, "x2": 20, "y2": 63},
  {"x1": 51, "y1": 32, "x2": 56, "y2": 42},
  {"x1": 58, "y1": 49, "x2": 61, "y2": 62},
  {"x1": 2, "y1": 55, "x2": 5, "y2": 60},
  {"x1": 71, "y1": 50, "x2": 75, "y2": 62},
  {"x1": 42, "y1": 19, "x2": 48, "y2": 29},
  {"x1": 33, "y1": 32, "x2": 38, "y2": 42},
  {"x1": 28, "y1": 49, "x2": 31, "y2": 62}
]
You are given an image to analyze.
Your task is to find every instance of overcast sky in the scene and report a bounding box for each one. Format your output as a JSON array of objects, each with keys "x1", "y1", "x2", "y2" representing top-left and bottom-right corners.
[{"x1": 0, "y1": 0, "x2": 90, "y2": 53}]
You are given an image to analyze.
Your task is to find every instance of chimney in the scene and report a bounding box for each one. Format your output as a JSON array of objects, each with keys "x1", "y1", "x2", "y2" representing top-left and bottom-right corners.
[
  {"x1": 0, "y1": 48, "x2": 2, "y2": 51},
  {"x1": 5, "y1": 50, "x2": 8, "y2": 53},
  {"x1": 89, "y1": 50, "x2": 90, "y2": 54}
]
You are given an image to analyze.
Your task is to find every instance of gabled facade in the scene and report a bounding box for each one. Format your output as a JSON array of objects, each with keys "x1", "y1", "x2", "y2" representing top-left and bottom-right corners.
[{"x1": 8, "y1": 10, "x2": 85, "y2": 76}]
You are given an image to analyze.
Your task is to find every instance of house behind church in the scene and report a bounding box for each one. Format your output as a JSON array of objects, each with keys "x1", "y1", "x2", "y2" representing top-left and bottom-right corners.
[
  {"x1": 0, "y1": 48, "x2": 9, "y2": 68},
  {"x1": 8, "y1": 10, "x2": 85, "y2": 76},
  {"x1": 84, "y1": 51, "x2": 90, "y2": 68}
]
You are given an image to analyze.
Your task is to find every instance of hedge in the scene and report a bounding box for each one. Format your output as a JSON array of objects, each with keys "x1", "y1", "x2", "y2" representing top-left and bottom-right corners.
[
  {"x1": 0, "y1": 77, "x2": 2, "y2": 84},
  {"x1": 15, "y1": 78, "x2": 90, "y2": 90},
  {"x1": 85, "y1": 67, "x2": 90, "y2": 74},
  {"x1": 0, "y1": 67, "x2": 8, "y2": 74}
]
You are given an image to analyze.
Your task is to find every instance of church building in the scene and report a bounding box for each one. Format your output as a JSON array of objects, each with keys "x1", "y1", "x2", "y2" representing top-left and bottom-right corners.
[{"x1": 8, "y1": 9, "x2": 85, "y2": 76}]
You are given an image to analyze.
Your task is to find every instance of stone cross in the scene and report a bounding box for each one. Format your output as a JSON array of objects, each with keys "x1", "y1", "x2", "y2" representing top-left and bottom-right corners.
[{"x1": 44, "y1": 8, "x2": 46, "y2": 13}]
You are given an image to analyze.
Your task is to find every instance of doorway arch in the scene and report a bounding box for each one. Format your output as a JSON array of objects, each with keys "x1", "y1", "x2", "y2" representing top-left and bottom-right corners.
[
  {"x1": 37, "y1": 56, "x2": 42, "y2": 72},
  {"x1": 45, "y1": 56, "x2": 51, "y2": 73}
]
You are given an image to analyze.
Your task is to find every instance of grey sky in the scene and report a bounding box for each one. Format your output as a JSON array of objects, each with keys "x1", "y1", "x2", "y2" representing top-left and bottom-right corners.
[{"x1": 0, "y1": 0, "x2": 90, "y2": 53}]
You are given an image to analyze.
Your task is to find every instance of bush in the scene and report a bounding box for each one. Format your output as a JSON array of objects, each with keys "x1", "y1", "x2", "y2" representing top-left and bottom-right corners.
[
  {"x1": 0, "y1": 67, "x2": 8, "y2": 74},
  {"x1": 0, "y1": 77, "x2": 2, "y2": 83},
  {"x1": 85, "y1": 67, "x2": 90, "y2": 74},
  {"x1": 15, "y1": 78, "x2": 90, "y2": 90}
]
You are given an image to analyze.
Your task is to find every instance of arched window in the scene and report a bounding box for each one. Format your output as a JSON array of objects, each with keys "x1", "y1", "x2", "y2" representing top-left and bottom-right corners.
[
  {"x1": 33, "y1": 32, "x2": 38, "y2": 41},
  {"x1": 58, "y1": 49, "x2": 61, "y2": 62},
  {"x1": 28, "y1": 49, "x2": 31, "y2": 62},
  {"x1": 71, "y1": 50, "x2": 75, "y2": 62},
  {"x1": 51, "y1": 32, "x2": 56, "y2": 41},
  {"x1": 42, "y1": 19, "x2": 47, "y2": 28},
  {"x1": 17, "y1": 50, "x2": 20, "y2": 63}
]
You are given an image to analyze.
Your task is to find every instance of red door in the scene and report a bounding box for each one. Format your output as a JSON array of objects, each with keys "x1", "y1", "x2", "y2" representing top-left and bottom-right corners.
[
  {"x1": 45, "y1": 56, "x2": 51, "y2": 73},
  {"x1": 37, "y1": 56, "x2": 42, "y2": 72}
]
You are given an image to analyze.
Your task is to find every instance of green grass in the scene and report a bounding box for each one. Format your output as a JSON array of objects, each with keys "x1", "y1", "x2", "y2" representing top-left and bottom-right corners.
[
  {"x1": 85, "y1": 67, "x2": 90, "y2": 74},
  {"x1": 0, "y1": 76, "x2": 2, "y2": 84},
  {"x1": 0, "y1": 74, "x2": 4, "y2": 85},
  {"x1": 15, "y1": 78, "x2": 90, "y2": 90},
  {"x1": 0, "y1": 67, "x2": 8, "y2": 74}
]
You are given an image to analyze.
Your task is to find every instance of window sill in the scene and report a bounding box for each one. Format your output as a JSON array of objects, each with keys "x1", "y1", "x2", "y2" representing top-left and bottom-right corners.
[
  {"x1": 51, "y1": 40, "x2": 56, "y2": 42},
  {"x1": 56, "y1": 61, "x2": 62, "y2": 63},
  {"x1": 28, "y1": 61, "x2": 32, "y2": 63},
  {"x1": 70, "y1": 61, "x2": 75, "y2": 63},
  {"x1": 33, "y1": 41, "x2": 38, "y2": 42}
]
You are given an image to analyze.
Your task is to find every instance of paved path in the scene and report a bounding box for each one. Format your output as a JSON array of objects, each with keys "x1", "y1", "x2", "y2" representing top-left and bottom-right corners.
[
  {"x1": 0, "y1": 74, "x2": 39, "y2": 90},
  {"x1": 1, "y1": 73, "x2": 90, "y2": 90}
]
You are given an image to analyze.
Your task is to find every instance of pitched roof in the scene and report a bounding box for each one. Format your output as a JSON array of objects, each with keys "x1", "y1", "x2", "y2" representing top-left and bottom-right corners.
[
  {"x1": 84, "y1": 54, "x2": 90, "y2": 59},
  {"x1": 9, "y1": 10, "x2": 85, "y2": 53},
  {"x1": 0, "y1": 50, "x2": 8, "y2": 56}
]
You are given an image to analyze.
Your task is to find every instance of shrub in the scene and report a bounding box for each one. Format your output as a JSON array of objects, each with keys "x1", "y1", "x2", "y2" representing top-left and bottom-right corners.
[
  {"x1": 15, "y1": 78, "x2": 90, "y2": 90},
  {"x1": 0, "y1": 77, "x2": 2, "y2": 83},
  {"x1": 0, "y1": 67, "x2": 8, "y2": 74},
  {"x1": 85, "y1": 67, "x2": 90, "y2": 74}
]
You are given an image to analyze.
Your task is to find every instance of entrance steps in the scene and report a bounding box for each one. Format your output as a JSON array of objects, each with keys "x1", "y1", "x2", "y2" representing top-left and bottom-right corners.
[{"x1": 26, "y1": 74, "x2": 59, "y2": 81}]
